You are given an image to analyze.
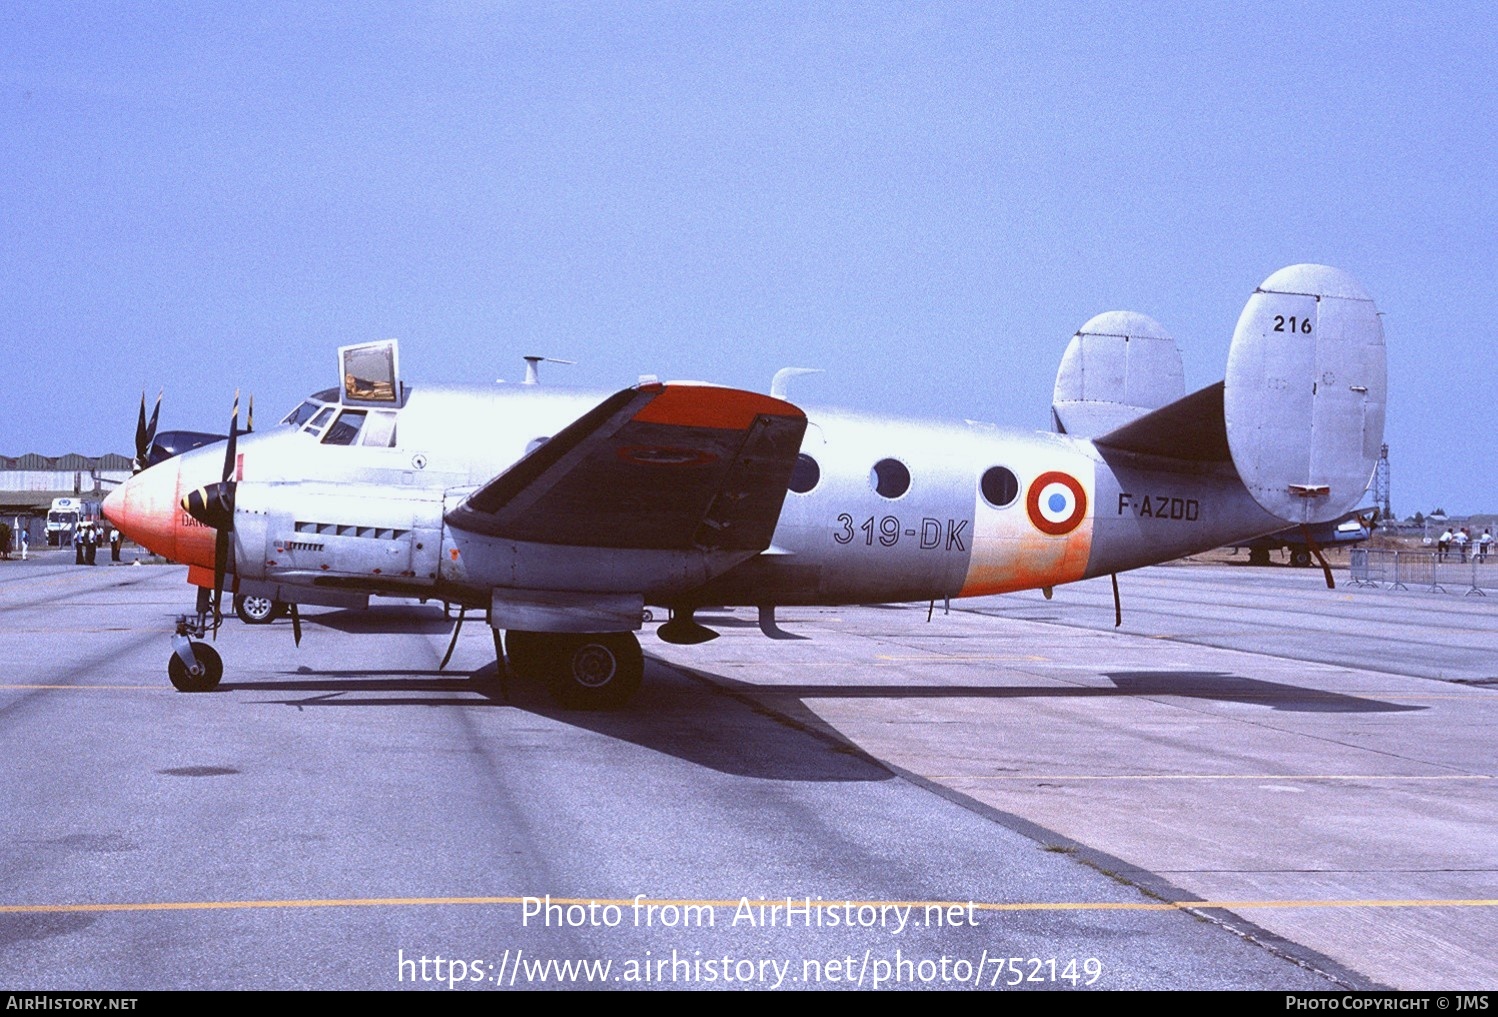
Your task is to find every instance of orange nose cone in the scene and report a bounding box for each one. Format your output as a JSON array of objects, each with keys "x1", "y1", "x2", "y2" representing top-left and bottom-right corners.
[
  {"x1": 103, "y1": 462, "x2": 182, "y2": 560},
  {"x1": 101, "y1": 484, "x2": 126, "y2": 529}
]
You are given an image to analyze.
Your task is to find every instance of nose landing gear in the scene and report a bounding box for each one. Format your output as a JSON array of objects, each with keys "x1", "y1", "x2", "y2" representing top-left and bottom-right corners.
[{"x1": 167, "y1": 588, "x2": 224, "y2": 692}]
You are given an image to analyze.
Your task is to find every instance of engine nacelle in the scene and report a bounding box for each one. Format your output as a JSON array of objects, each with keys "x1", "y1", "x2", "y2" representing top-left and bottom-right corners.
[{"x1": 232, "y1": 481, "x2": 445, "y2": 591}]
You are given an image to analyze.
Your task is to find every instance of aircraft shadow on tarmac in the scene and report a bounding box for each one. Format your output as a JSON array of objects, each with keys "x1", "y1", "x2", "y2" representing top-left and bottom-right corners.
[
  {"x1": 704, "y1": 669, "x2": 1423, "y2": 714},
  {"x1": 0, "y1": 912, "x2": 96, "y2": 948},
  {"x1": 212, "y1": 656, "x2": 1417, "y2": 789},
  {"x1": 216, "y1": 660, "x2": 892, "y2": 783}
]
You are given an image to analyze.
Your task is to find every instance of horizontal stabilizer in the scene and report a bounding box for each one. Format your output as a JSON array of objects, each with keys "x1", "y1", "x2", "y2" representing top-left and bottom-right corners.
[
  {"x1": 446, "y1": 383, "x2": 808, "y2": 552},
  {"x1": 1093, "y1": 382, "x2": 1229, "y2": 462},
  {"x1": 1052, "y1": 312, "x2": 1186, "y2": 437}
]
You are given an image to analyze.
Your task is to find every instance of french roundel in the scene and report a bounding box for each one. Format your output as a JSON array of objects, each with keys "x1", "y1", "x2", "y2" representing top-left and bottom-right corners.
[{"x1": 1026, "y1": 471, "x2": 1087, "y2": 536}]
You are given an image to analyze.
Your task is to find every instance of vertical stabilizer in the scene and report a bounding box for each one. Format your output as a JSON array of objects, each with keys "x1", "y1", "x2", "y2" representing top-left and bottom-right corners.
[
  {"x1": 1224, "y1": 265, "x2": 1386, "y2": 525},
  {"x1": 1052, "y1": 312, "x2": 1185, "y2": 437}
]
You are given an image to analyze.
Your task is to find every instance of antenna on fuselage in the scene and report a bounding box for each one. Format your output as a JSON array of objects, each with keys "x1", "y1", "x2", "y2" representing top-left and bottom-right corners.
[{"x1": 522, "y1": 356, "x2": 576, "y2": 385}]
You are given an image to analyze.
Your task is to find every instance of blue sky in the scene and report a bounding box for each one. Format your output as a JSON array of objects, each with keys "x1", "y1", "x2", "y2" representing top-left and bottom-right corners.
[{"x1": 3, "y1": 3, "x2": 1492, "y2": 516}]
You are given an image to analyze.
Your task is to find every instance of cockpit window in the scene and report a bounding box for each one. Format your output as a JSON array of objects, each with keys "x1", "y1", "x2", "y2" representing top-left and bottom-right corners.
[
  {"x1": 321, "y1": 410, "x2": 367, "y2": 446},
  {"x1": 281, "y1": 401, "x2": 321, "y2": 428},
  {"x1": 303, "y1": 406, "x2": 337, "y2": 437}
]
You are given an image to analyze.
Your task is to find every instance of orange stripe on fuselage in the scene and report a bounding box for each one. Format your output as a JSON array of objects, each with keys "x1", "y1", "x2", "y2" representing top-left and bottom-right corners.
[{"x1": 957, "y1": 451, "x2": 1095, "y2": 597}]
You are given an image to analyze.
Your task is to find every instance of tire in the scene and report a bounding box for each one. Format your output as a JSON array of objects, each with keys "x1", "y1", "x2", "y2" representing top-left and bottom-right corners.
[
  {"x1": 168, "y1": 642, "x2": 223, "y2": 692},
  {"x1": 234, "y1": 593, "x2": 285, "y2": 624},
  {"x1": 504, "y1": 630, "x2": 549, "y2": 681},
  {"x1": 1290, "y1": 549, "x2": 1313, "y2": 568},
  {"x1": 543, "y1": 633, "x2": 643, "y2": 710},
  {"x1": 1247, "y1": 548, "x2": 1271, "y2": 566}
]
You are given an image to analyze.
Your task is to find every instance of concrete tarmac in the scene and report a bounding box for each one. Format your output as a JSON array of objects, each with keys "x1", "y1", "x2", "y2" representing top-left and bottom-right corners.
[{"x1": 2, "y1": 550, "x2": 1494, "y2": 990}]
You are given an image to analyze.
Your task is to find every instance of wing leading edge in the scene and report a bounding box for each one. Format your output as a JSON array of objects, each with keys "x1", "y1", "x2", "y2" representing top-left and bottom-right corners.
[{"x1": 445, "y1": 382, "x2": 808, "y2": 552}]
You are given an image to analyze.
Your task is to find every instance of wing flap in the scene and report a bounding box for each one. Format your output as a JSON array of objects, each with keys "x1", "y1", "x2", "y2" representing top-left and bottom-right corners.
[{"x1": 446, "y1": 383, "x2": 808, "y2": 551}]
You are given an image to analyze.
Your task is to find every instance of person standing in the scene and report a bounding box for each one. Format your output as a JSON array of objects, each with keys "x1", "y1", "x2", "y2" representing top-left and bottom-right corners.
[
  {"x1": 110, "y1": 527, "x2": 122, "y2": 562},
  {"x1": 84, "y1": 524, "x2": 97, "y2": 566},
  {"x1": 1455, "y1": 527, "x2": 1470, "y2": 564},
  {"x1": 74, "y1": 526, "x2": 85, "y2": 565},
  {"x1": 20, "y1": 528, "x2": 27, "y2": 561}
]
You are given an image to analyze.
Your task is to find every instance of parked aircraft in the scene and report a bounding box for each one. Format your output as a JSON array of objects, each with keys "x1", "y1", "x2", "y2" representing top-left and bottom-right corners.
[
  {"x1": 1230, "y1": 508, "x2": 1376, "y2": 567},
  {"x1": 104, "y1": 264, "x2": 1387, "y2": 707}
]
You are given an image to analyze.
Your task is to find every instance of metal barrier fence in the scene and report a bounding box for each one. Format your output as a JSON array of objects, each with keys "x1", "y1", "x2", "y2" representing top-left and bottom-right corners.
[{"x1": 1349, "y1": 548, "x2": 1496, "y2": 596}]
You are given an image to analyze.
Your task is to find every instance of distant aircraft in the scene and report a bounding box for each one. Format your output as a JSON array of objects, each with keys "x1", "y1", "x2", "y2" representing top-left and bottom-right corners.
[
  {"x1": 104, "y1": 264, "x2": 1387, "y2": 707},
  {"x1": 1229, "y1": 508, "x2": 1376, "y2": 567}
]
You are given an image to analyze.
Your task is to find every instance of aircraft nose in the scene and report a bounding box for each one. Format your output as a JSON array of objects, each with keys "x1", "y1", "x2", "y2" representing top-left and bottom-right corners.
[{"x1": 103, "y1": 461, "x2": 181, "y2": 559}]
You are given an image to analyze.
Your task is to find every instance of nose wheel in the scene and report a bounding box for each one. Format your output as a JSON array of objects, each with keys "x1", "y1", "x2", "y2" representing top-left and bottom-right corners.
[
  {"x1": 167, "y1": 593, "x2": 224, "y2": 692},
  {"x1": 168, "y1": 639, "x2": 223, "y2": 692}
]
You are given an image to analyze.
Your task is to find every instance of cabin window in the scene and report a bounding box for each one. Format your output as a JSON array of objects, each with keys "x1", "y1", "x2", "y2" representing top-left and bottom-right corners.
[
  {"x1": 788, "y1": 453, "x2": 820, "y2": 494},
  {"x1": 981, "y1": 466, "x2": 1020, "y2": 508},
  {"x1": 361, "y1": 411, "x2": 398, "y2": 448},
  {"x1": 870, "y1": 458, "x2": 910, "y2": 499},
  {"x1": 321, "y1": 410, "x2": 368, "y2": 446}
]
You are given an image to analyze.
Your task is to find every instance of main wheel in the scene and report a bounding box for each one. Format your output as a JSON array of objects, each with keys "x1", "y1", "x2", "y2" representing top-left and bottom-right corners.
[
  {"x1": 544, "y1": 633, "x2": 643, "y2": 709},
  {"x1": 1247, "y1": 547, "x2": 1271, "y2": 566},
  {"x1": 1290, "y1": 548, "x2": 1313, "y2": 568},
  {"x1": 167, "y1": 642, "x2": 223, "y2": 692},
  {"x1": 504, "y1": 629, "x2": 550, "y2": 681},
  {"x1": 234, "y1": 593, "x2": 285, "y2": 624}
]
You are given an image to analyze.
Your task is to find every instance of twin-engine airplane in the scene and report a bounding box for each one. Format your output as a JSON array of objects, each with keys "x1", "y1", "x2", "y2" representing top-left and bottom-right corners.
[{"x1": 104, "y1": 264, "x2": 1387, "y2": 708}]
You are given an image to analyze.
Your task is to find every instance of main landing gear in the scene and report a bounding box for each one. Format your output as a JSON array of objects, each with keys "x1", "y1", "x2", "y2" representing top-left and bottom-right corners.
[
  {"x1": 168, "y1": 588, "x2": 223, "y2": 692},
  {"x1": 233, "y1": 592, "x2": 287, "y2": 624},
  {"x1": 504, "y1": 630, "x2": 643, "y2": 709}
]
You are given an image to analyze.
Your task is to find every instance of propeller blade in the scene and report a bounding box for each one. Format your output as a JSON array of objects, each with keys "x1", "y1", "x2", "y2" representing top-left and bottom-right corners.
[
  {"x1": 134, "y1": 394, "x2": 148, "y2": 463},
  {"x1": 134, "y1": 391, "x2": 163, "y2": 473},
  {"x1": 206, "y1": 390, "x2": 242, "y2": 636},
  {"x1": 222, "y1": 390, "x2": 240, "y2": 484},
  {"x1": 290, "y1": 603, "x2": 302, "y2": 647},
  {"x1": 145, "y1": 390, "x2": 162, "y2": 448},
  {"x1": 247, "y1": 394, "x2": 254, "y2": 434},
  {"x1": 212, "y1": 526, "x2": 230, "y2": 639}
]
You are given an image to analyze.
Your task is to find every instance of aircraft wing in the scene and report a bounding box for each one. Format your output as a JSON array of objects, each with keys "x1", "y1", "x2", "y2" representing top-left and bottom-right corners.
[{"x1": 444, "y1": 382, "x2": 808, "y2": 552}]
